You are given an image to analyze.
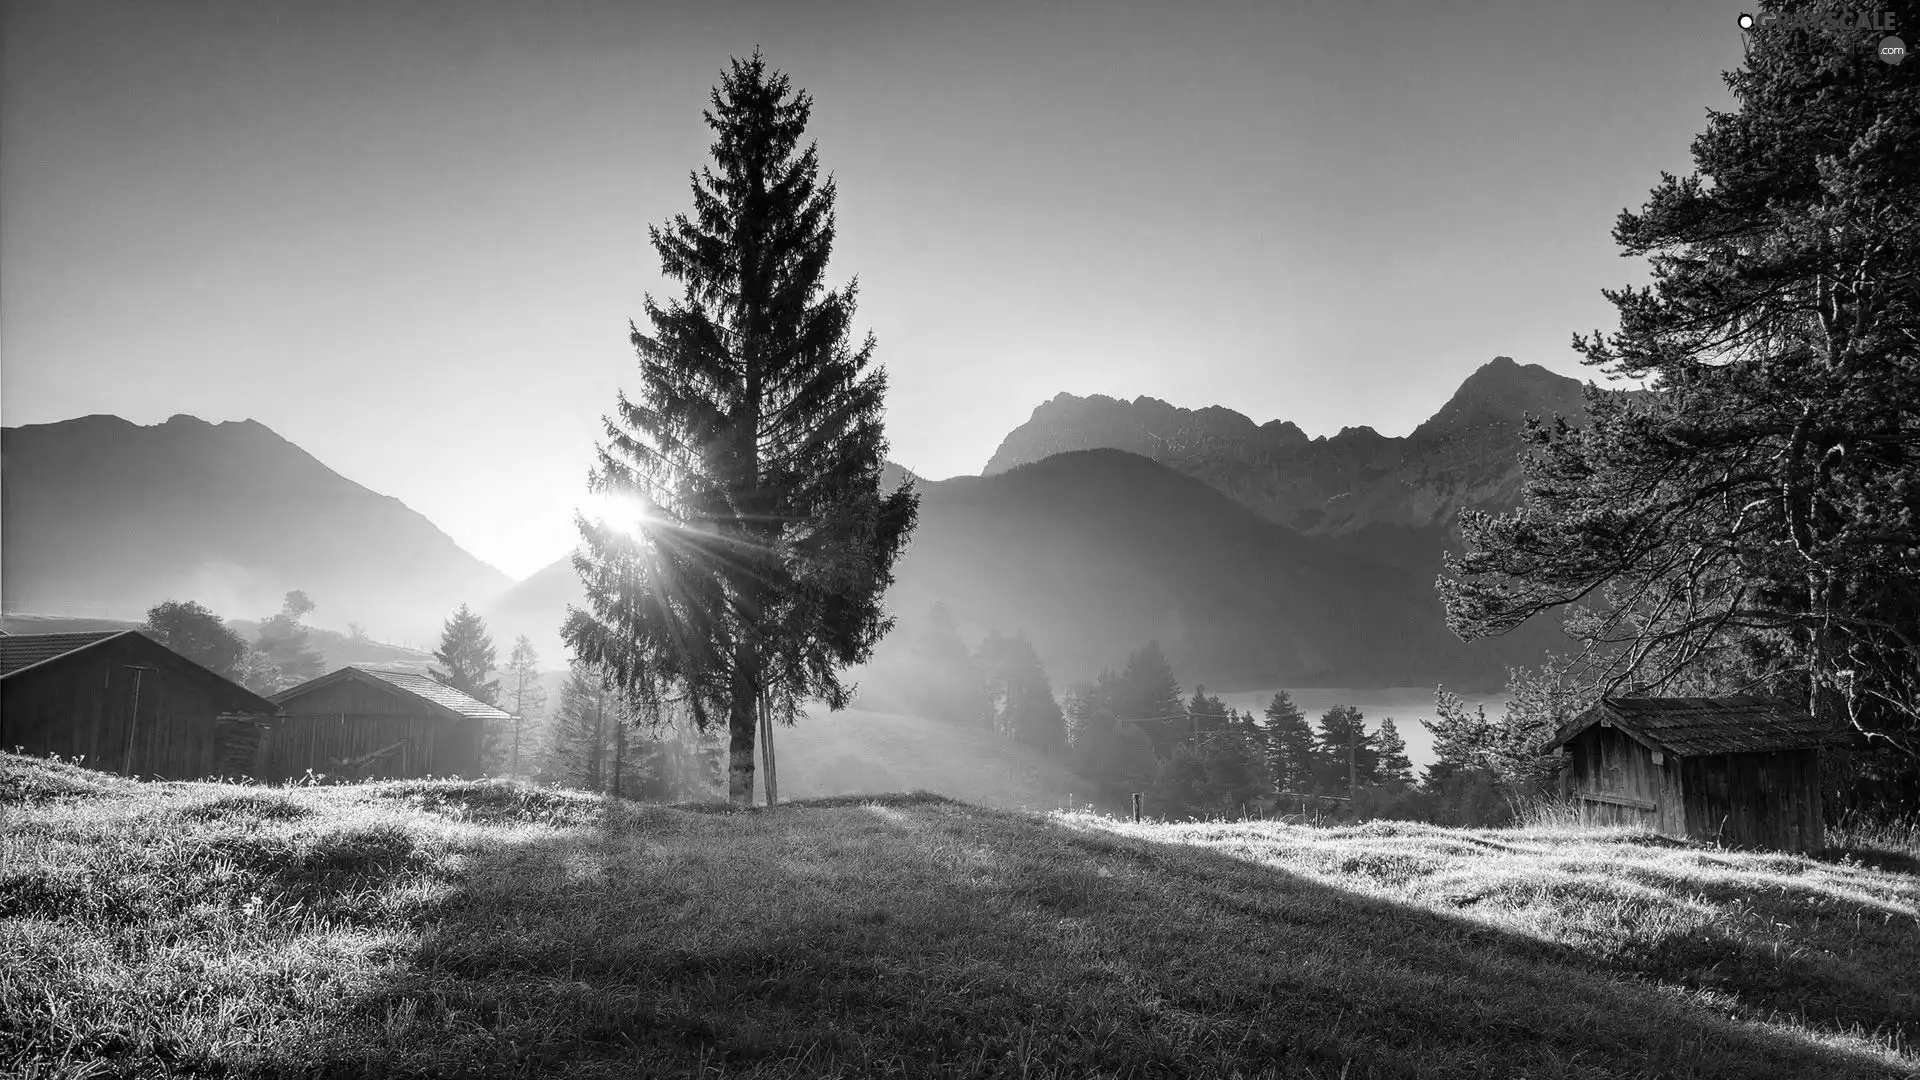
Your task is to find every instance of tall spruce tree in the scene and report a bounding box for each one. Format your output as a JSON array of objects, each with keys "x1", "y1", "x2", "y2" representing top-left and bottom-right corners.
[
  {"x1": 910, "y1": 601, "x2": 979, "y2": 723},
  {"x1": 1114, "y1": 641, "x2": 1183, "y2": 753},
  {"x1": 547, "y1": 662, "x2": 613, "y2": 792},
  {"x1": 431, "y1": 604, "x2": 499, "y2": 706},
  {"x1": 1439, "y1": 2, "x2": 1920, "y2": 760},
  {"x1": 1263, "y1": 691, "x2": 1316, "y2": 794},
  {"x1": 501, "y1": 635, "x2": 549, "y2": 779},
  {"x1": 1375, "y1": 718, "x2": 1415, "y2": 786},
  {"x1": 563, "y1": 52, "x2": 918, "y2": 805},
  {"x1": 1314, "y1": 705, "x2": 1378, "y2": 797}
]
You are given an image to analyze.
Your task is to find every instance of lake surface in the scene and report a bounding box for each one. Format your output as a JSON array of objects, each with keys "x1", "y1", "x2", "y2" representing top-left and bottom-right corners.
[{"x1": 1213, "y1": 687, "x2": 1510, "y2": 773}]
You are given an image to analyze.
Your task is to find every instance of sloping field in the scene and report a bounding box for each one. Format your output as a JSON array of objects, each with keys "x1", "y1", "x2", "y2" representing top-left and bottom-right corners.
[
  {"x1": 775, "y1": 707, "x2": 1103, "y2": 812},
  {"x1": 2, "y1": 753, "x2": 1916, "y2": 1079}
]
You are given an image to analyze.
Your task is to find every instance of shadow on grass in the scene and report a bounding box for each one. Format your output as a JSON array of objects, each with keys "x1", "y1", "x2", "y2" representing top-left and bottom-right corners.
[
  {"x1": 264, "y1": 793, "x2": 1910, "y2": 1079},
  {"x1": 1822, "y1": 844, "x2": 1920, "y2": 877}
]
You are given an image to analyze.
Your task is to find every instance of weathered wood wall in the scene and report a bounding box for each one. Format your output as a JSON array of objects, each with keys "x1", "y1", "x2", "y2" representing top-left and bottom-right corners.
[
  {"x1": 257, "y1": 677, "x2": 482, "y2": 781},
  {"x1": 0, "y1": 636, "x2": 222, "y2": 779},
  {"x1": 1563, "y1": 726, "x2": 1686, "y2": 836},
  {"x1": 1680, "y1": 750, "x2": 1824, "y2": 854}
]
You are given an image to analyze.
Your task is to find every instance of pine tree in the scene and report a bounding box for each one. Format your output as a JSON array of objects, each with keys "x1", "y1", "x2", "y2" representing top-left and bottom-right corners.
[
  {"x1": 1004, "y1": 634, "x2": 1065, "y2": 755},
  {"x1": 1149, "y1": 744, "x2": 1210, "y2": 820},
  {"x1": 1375, "y1": 718, "x2": 1415, "y2": 786},
  {"x1": 1065, "y1": 671, "x2": 1157, "y2": 797},
  {"x1": 563, "y1": 52, "x2": 918, "y2": 805},
  {"x1": 1439, "y1": 4, "x2": 1920, "y2": 760},
  {"x1": 547, "y1": 662, "x2": 613, "y2": 792},
  {"x1": 500, "y1": 635, "x2": 549, "y2": 779},
  {"x1": 1314, "y1": 705, "x2": 1378, "y2": 796},
  {"x1": 431, "y1": 604, "x2": 500, "y2": 705},
  {"x1": 1114, "y1": 641, "x2": 1183, "y2": 754},
  {"x1": 976, "y1": 630, "x2": 1012, "y2": 734},
  {"x1": 1198, "y1": 725, "x2": 1269, "y2": 818},
  {"x1": 1263, "y1": 691, "x2": 1315, "y2": 795},
  {"x1": 1186, "y1": 685, "x2": 1230, "y2": 742},
  {"x1": 910, "y1": 601, "x2": 979, "y2": 723}
]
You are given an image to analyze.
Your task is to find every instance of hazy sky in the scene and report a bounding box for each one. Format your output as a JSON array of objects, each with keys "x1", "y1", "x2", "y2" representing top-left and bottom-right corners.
[{"x1": 3, "y1": 0, "x2": 1746, "y2": 579}]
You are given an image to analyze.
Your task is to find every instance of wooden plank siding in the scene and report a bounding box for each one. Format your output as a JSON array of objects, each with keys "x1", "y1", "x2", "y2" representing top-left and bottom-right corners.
[
  {"x1": 1563, "y1": 726, "x2": 1686, "y2": 836},
  {"x1": 252, "y1": 712, "x2": 482, "y2": 782},
  {"x1": 1561, "y1": 727, "x2": 1826, "y2": 853},
  {"x1": 0, "y1": 634, "x2": 268, "y2": 780},
  {"x1": 1680, "y1": 750, "x2": 1824, "y2": 854},
  {"x1": 259, "y1": 674, "x2": 483, "y2": 781}
]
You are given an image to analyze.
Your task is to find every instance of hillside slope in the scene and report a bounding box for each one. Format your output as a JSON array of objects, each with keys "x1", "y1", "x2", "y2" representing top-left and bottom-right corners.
[
  {"x1": 495, "y1": 450, "x2": 1546, "y2": 689},
  {"x1": 0, "y1": 415, "x2": 511, "y2": 638},
  {"x1": 4, "y1": 754, "x2": 1914, "y2": 1079},
  {"x1": 775, "y1": 707, "x2": 1101, "y2": 811},
  {"x1": 885, "y1": 449, "x2": 1541, "y2": 687}
]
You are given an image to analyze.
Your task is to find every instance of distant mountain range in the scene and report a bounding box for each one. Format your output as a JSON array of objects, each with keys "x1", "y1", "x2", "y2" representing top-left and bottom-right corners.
[
  {"x1": 3, "y1": 358, "x2": 1592, "y2": 689},
  {"x1": 985, "y1": 356, "x2": 1591, "y2": 567},
  {"x1": 1, "y1": 414, "x2": 511, "y2": 639}
]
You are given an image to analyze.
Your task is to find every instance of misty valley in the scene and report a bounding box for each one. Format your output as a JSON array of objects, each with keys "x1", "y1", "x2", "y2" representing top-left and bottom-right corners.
[{"x1": 4, "y1": 4, "x2": 1918, "y2": 1079}]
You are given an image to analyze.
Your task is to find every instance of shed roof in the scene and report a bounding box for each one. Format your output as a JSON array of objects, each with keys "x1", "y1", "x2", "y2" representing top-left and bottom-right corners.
[
  {"x1": 0, "y1": 630, "x2": 280, "y2": 714},
  {"x1": 272, "y1": 666, "x2": 513, "y2": 723},
  {"x1": 1543, "y1": 695, "x2": 1853, "y2": 756},
  {"x1": 0, "y1": 631, "x2": 122, "y2": 676}
]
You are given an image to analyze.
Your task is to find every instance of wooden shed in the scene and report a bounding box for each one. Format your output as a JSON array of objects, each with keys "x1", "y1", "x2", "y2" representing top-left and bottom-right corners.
[
  {"x1": 0, "y1": 630, "x2": 280, "y2": 779},
  {"x1": 1542, "y1": 696, "x2": 1850, "y2": 854},
  {"x1": 260, "y1": 667, "x2": 507, "y2": 781}
]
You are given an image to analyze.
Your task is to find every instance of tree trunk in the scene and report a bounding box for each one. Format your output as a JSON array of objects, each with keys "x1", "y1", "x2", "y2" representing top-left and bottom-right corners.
[
  {"x1": 760, "y1": 692, "x2": 779, "y2": 806},
  {"x1": 612, "y1": 709, "x2": 624, "y2": 800},
  {"x1": 728, "y1": 642, "x2": 759, "y2": 806}
]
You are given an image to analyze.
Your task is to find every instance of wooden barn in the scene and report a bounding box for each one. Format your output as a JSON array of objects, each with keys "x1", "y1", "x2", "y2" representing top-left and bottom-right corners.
[
  {"x1": 259, "y1": 667, "x2": 508, "y2": 781},
  {"x1": 0, "y1": 630, "x2": 280, "y2": 779},
  {"x1": 1542, "y1": 695, "x2": 1851, "y2": 854}
]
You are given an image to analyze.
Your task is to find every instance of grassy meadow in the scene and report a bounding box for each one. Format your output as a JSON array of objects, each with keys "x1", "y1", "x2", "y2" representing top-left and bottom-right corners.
[{"x1": 3, "y1": 751, "x2": 1917, "y2": 1079}]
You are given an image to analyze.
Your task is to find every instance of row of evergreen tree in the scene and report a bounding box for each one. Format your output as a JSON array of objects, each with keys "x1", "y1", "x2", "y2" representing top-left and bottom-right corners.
[{"x1": 878, "y1": 601, "x2": 1436, "y2": 820}]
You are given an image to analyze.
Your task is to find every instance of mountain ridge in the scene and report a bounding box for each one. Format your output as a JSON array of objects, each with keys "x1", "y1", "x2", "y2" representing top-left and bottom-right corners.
[
  {"x1": 982, "y1": 357, "x2": 1593, "y2": 541},
  {"x1": 1, "y1": 414, "x2": 513, "y2": 639}
]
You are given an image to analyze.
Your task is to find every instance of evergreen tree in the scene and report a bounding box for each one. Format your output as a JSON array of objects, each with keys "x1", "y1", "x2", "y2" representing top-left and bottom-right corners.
[
  {"x1": 500, "y1": 635, "x2": 549, "y2": 779},
  {"x1": 1149, "y1": 743, "x2": 1211, "y2": 820},
  {"x1": 1065, "y1": 672, "x2": 1158, "y2": 797},
  {"x1": 910, "y1": 601, "x2": 979, "y2": 723},
  {"x1": 430, "y1": 603, "x2": 500, "y2": 706},
  {"x1": 1313, "y1": 705, "x2": 1378, "y2": 796},
  {"x1": 1113, "y1": 641, "x2": 1183, "y2": 754},
  {"x1": 1439, "y1": 5, "x2": 1920, "y2": 761},
  {"x1": 254, "y1": 590, "x2": 324, "y2": 689},
  {"x1": 1198, "y1": 724, "x2": 1269, "y2": 817},
  {"x1": 1263, "y1": 691, "x2": 1316, "y2": 794},
  {"x1": 1186, "y1": 685, "x2": 1230, "y2": 742},
  {"x1": 141, "y1": 600, "x2": 247, "y2": 679},
  {"x1": 1420, "y1": 689, "x2": 1514, "y2": 825},
  {"x1": 975, "y1": 631, "x2": 1065, "y2": 753},
  {"x1": 547, "y1": 662, "x2": 613, "y2": 792},
  {"x1": 1375, "y1": 718, "x2": 1415, "y2": 785},
  {"x1": 1004, "y1": 634, "x2": 1066, "y2": 754},
  {"x1": 563, "y1": 53, "x2": 918, "y2": 805},
  {"x1": 976, "y1": 629, "x2": 1012, "y2": 734}
]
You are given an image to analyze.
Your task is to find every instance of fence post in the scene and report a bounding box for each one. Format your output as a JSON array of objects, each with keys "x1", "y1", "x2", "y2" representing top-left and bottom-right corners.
[{"x1": 1132, "y1": 792, "x2": 1141, "y2": 823}]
